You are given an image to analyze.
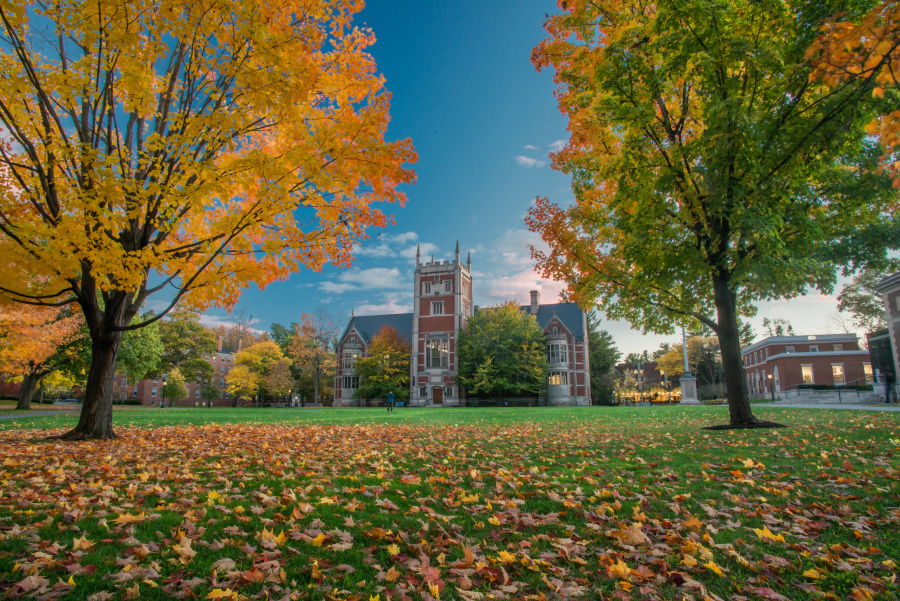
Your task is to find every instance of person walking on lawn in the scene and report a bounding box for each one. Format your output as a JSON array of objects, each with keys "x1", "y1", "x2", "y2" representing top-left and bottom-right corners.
[{"x1": 387, "y1": 391, "x2": 394, "y2": 412}]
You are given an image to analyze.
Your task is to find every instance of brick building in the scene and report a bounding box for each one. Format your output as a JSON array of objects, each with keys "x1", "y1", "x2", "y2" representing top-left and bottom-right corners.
[
  {"x1": 741, "y1": 334, "x2": 872, "y2": 395},
  {"x1": 334, "y1": 243, "x2": 591, "y2": 406},
  {"x1": 117, "y1": 337, "x2": 238, "y2": 406},
  {"x1": 875, "y1": 272, "x2": 900, "y2": 382}
]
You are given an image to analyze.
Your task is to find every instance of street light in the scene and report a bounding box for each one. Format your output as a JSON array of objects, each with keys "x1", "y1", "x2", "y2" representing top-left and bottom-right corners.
[{"x1": 767, "y1": 373, "x2": 774, "y2": 402}]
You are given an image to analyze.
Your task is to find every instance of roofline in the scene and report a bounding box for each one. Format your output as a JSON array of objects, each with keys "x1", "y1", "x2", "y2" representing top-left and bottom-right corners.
[
  {"x1": 875, "y1": 272, "x2": 900, "y2": 294},
  {"x1": 745, "y1": 350, "x2": 870, "y2": 366},
  {"x1": 742, "y1": 333, "x2": 859, "y2": 353}
]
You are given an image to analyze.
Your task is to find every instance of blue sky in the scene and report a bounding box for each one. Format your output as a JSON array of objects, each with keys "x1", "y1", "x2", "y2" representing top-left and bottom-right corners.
[{"x1": 191, "y1": 0, "x2": 854, "y2": 356}]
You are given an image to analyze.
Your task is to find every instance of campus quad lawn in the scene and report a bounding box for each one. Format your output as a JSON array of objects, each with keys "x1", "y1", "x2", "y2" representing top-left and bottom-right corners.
[{"x1": 0, "y1": 407, "x2": 897, "y2": 600}]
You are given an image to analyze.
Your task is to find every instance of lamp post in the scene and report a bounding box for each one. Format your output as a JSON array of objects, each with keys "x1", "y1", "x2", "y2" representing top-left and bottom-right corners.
[{"x1": 767, "y1": 373, "x2": 774, "y2": 402}]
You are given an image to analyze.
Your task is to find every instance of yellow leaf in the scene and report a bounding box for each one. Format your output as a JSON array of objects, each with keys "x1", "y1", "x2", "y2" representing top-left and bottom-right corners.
[
  {"x1": 608, "y1": 559, "x2": 630, "y2": 580},
  {"x1": 497, "y1": 551, "x2": 516, "y2": 564},
  {"x1": 882, "y1": 559, "x2": 897, "y2": 569},
  {"x1": 428, "y1": 582, "x2": 440, "y2": 598},
  {"x1": 386, "y1": 543, "x2": 400, "y2": 555},
  {"x1": 803, "y1": 568, "x2": 823, "y2": 580},
  {"x1": 385, "y1": 566, "x2": 399, "y2": 582},
  {"x1": 310, "y1": 533, "x2": 325, "y2": 547},
  {"x1": 681, "y1": 554, "x2": 698, "y2": 567},
  {"x1": 488, "y1": 515, "x2": 501, "y2": 526},
  {"x1": 206, "y1": 589, "x2": 236, "y2": 600},
  {"x1": 66, "y1": 575, "x2": 75, "y2": 586},
  {"x1": 753, "y1": 526, "x2": 785, "y2": 543},
  {"x1": 704, "y1": 561, "x2": 725, "y2": 576}
]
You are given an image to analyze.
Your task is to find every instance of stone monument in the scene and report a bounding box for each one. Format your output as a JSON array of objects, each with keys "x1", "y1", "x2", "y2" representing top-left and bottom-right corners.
[{"x1": 679, "y1": 327, "x2": 700, "y2": 404}]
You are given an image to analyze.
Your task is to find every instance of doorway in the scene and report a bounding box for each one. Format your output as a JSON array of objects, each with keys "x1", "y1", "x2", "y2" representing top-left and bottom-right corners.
[{"x1": 432, "y1": 386, "x2": 443, "y2": 405}]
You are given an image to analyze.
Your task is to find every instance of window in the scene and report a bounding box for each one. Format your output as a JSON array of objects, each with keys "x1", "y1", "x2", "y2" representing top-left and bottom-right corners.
[
  {"x1": 444, "y1": 280, "x2": 451, "y2": 292},
  {"x1": 463, "y1": 283, "x2": 468, "y2": 297},
  {"x1": 153, "y1": 376, "x2": 158, "y2": 383},
  {"x1": 343, "y1": 376, "x2": 359, "y2": 389},
  {"x1": 809, "y1": 345, "x2": 818, "y2": 352},
  {"x1": 801, "y1": 365, "x2": 814, "y2": 384},
  {"x1": 785, "y1": 346, "x2": 794, "y2": 353},
  {"x1": 445, "y1": 386, "x2": 453, "y2": 398},
  {"x1": 755, "y1": 352, "x2": 759, "y2": 364},
  {"x1": 419, "y1": 386, "x2": 427, "y2": 398},
  {"x1": 343, "y1": 351, "x2": 360, "y2": 370},
  {"x1": 151, "y1": 387, "x2": 157, "y2": 397},
  {"x1": 833, "y1": 344, "x2": 843, "y2": 351},
  {"x1": 162, "y1": 373, "x2": 168, "y2": 382},
  {"x1": 431, "y1": 301, "x2": 444, "y2": 315},
  {"x1": 425, "y1": 338, "x2": 449, "y2": 368},
  {"x1": 832, "y1": 364, "x2": 845, "y2": 385},
  {"x1": 221, "y1": 367, "x2": 226, "y2": 374},
  {"x1": 195, "y1": 389, "x2": 200, "y2": 398},
  {"x1": 132, "y1": 386, "x2": 138, "y2": 396},
  {"x1": 864, "y1": 362, "x2": 874, "y2": 384},
  {"x1": 220, "y1": 378, "x2": 225, "y2": 386},
  {"x1": 546, "y1": 343, "x2": 568, "y2": 364},
  {"x1": 424, "y1": 282, "x2": 431, "y2": 294},
  {"x1": 548, "y1": 371, "x2": 568, "y2": 386}
]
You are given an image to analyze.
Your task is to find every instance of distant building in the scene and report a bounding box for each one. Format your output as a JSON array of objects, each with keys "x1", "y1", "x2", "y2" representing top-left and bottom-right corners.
[
  {"x1": 334, "y1": 243, "x2": 590, "y2": 406},
  {"x1": 118, "y1": 337, "x2": 238, "y2": 406},
  {"x1": 741, "y1": 334, "x2": 872, "y2": 395}
]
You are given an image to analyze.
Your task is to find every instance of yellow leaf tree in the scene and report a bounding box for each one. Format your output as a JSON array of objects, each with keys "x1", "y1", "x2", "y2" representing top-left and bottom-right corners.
[
  {"x1": 0, "y1": 305, "x2": 82, "y2": 410},
  {"x1": 807, "y1": 1, "x2": 900, "y2": 187},
  {"x1": 0, "y1": 0, "x2": 416, "y2": 439}
]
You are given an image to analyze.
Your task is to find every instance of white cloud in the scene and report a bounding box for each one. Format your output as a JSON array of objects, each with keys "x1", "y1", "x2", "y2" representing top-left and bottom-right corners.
[
  {"x1": 549, "y1": 139, "x2": 567, "y2": 152},
  {"x1": 352, "y1": 231, "x2": 420, "y2": 259},
  {"x1": 199, "y1": 313, "x2": 265, "y2": 334},
  {"x1": 399, "y1": 242, "x2": 439, "y2": 260},
  {"x1": 524, "y1": 144, "x2": 538, "y2": 150},
  {"x1": 319, "y1": 267, "x2": 407, "y2": 294},
  {"x1": 355, "y1": 292, "x2": 412, "y2": 315},
  {"x1": 515, "y1": 155, "x2": 547, "y2": 168}
]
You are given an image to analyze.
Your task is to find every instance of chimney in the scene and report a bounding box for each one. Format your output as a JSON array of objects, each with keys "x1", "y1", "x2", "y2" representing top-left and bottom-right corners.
[
  {"x1": 530, "y1": 290, "x2": 540, "y2": 315},
  {"x1": 217, "y1": 336, "x2": 223, "y2": 353}
]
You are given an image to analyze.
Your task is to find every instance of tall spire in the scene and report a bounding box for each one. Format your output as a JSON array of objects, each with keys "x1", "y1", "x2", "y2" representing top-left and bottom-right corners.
[
  {"x1": 455, "y1": 240, "x2": 460, "y2": 263},
  {"x1": 467, "y1": 251, "x2": 471, "y2": 271},
  {"x1": 416, "y1": 243, "x2": 421, "y2": 265}
]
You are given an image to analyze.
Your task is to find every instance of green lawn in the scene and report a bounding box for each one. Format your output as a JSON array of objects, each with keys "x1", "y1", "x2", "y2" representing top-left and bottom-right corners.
[{"x1": 0, "y1": 406, "x2": 898, "y2": 600}]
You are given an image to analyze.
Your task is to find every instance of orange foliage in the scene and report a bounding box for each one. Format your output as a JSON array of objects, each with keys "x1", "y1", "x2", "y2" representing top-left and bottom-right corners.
[
  {"x1": 807, "y1": 2, "x2": 900, "y2": 186},
  {"x1": 0, "y1": 305, "x2": 81, "y2": 377}
]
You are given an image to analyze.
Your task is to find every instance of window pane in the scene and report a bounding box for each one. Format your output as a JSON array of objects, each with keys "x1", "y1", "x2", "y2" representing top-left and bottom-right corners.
[
  {"x1": 832, "y1": 364, "x2": 844, "y2": 385},
  {"x1": 801, "y1": 365, "x2": 813, "y2": 384}
]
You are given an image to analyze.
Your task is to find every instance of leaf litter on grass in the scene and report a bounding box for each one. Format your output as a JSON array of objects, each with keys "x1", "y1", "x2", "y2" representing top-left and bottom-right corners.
[{"x1": 0, "y1": 410, "x2": 897, "y2": 600}]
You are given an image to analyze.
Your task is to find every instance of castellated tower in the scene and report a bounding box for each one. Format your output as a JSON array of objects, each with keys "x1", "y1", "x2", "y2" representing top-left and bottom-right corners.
[{"x1": 409, "y1": 242, "x2": 473, "y2": 406}]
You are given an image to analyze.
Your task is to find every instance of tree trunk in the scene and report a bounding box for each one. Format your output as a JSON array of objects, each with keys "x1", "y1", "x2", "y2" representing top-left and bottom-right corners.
[
  {"x1": 712, "y1": 274, "x2": 757, "y2": 426},
  {"x1": 16, "y1": 374, "x2": 37, "y2": 410},
  {"x1": 59, "y1": 330, "x2": 122, "y2": 439},
  {"x1": 39, "y1": 377, "x2": 44, "y2": 404},
  {"x1": 314, "y1": 368, "x2": 320, "y2": 406}
]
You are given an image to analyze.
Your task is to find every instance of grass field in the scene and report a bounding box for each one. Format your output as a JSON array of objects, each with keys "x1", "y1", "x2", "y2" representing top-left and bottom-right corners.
[{"x1": 0, "y1": 405, "x2": 898, "y2": 600}]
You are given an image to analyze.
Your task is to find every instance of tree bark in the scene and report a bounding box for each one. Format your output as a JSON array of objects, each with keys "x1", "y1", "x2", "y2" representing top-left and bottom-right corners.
[
  {"x1": 712, "y1": 274, "x2": 757, "y2": 426},
  {"x1": 16, "y1": 374, "x2": 37, "y2": 410},
  {"x1": 57, "y1": 288, "x2": 136, "y2": 441}
]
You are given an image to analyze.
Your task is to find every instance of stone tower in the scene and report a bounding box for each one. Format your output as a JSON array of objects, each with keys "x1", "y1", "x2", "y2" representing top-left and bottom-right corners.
[{"x1": 410, "y1": 242, "x2": 473, "y2": 406}]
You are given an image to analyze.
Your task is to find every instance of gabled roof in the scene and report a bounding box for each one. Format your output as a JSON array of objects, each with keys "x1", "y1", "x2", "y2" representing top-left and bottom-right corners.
[
  {"x1": 341, "y1": 313, "x2": 414, "y2": 346},
  {"x1": 517, "y1": 302, "x2": 585, "y2": 341}
]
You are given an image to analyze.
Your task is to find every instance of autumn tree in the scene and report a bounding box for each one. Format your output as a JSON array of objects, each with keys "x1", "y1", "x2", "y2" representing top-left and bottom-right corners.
[
  {"x1": 353, "y1": 326, "x2": 410, "y2": 403},
  {"x1": 0, "y1": 305, "x2": 81, "y2": 410},
  {"x1": 527, "y1": 0, "x2": 897, "y2": 428},
  {"x1": 762, "y1": 318, "x2": 796, "y2": 338},
  {"x1": 0, "y1": 0, "x2": 415, "y2": 439},
  {"x1": 264, "y1": 359, "x2": 295, "y2": 401},
  {"x1": 807, "y1": 1, "x2": 900, "y2": 187},
  {"x1": 225, "y1": 365, "x2": 257, "y2": 406},
  {"x1": 457, "y1": 302, "x2": 549, "y2": 401},
  {"x1": 161, "y1": 368, "x2": 188, "y2": 408},
  {"x1": 234, "y1": 341, "x2": 290, "y2": 405},
  {"x1": 287, "y1": 311, "x2": 339, "y2": 405}
]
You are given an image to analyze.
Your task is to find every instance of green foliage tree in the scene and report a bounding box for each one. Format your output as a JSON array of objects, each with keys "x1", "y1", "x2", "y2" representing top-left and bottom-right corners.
[
  {"x1": 158, "y1": 310, "x2": 217, "y2": 380},
  {"x1": 118, "y1": 312, "x2": 163, "y2": 388},
  {"x1": 235, "y1": 341, "x2": 290, "y2": 405},
  {"x1": 162, "y1": 369, "x2": 188, "y2": 408},
  {"x1": 353, "y1": 326, "x2": 410, "y2": 403},
  {"x1": 762, "y1": 318, "x2": 796, "y2": 338},
  {"x1": 527, "y1": 0, "x2": 898, "y2": 427},
  {"x1": 837, "y1": 260, "x2": 900, "y2": 332},
  {"x1": 587, "y1": 312, "x2": 621, "y2": 405},
  {"x1": 457, "y1": 302, "x2": 549, "y2": 401},
  {"x1": 201, "y1": 381, "x2": 222, "y2": 408}
]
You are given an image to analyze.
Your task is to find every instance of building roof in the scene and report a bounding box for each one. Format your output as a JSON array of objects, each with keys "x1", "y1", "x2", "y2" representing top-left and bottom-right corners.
[
  {"x1": 875, "y1": 271, "x2": 900, "y2": 294},
  {"x1": 526, "y1": 302, "x2": 586, "y2": 341},
  {"x1": 341, "y1": 313, "x2": 414, "y2": 345},
  {"x1": 741, "y1": 333, "x2": 859, "y2": 354}
]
